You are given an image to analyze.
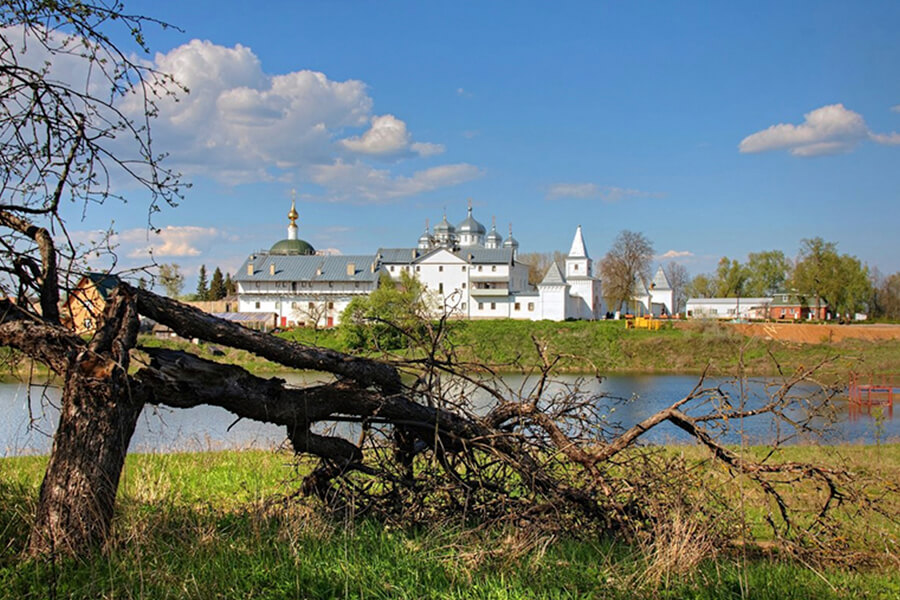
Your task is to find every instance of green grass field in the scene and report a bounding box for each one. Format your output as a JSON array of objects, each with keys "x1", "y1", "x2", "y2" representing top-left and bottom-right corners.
[{"x1": 2, "y1": 447, "x2": 898, "y2": 599}]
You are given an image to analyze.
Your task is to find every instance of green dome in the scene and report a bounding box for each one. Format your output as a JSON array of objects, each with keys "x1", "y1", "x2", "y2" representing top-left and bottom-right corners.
[{"x1": 269, "y1": 238, "x2": 315, "y2": 255}]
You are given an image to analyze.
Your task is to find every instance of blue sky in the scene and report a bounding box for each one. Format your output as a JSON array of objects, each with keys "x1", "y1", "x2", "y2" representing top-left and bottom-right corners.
[{"x1": 60, "y1": 1, "x2": 900, "y2": 283}]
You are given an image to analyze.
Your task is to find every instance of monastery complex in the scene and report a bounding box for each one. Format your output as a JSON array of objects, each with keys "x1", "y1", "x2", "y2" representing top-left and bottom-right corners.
[{"x1": 236, "y1": 201, "x2": 674, "y2": 328}]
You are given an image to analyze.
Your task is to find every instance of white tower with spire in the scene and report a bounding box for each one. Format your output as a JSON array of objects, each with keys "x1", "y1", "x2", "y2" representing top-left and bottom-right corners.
[{"x1": 565, "y1": 225, "x2": 591, "y2": 279}]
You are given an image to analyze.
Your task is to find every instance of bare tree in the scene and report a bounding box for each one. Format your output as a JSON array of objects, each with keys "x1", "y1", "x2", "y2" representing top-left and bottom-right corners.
[
  {"x1": 664, "y1": 262, "x2": 690, "y2": 315},
  {"x1": 518, "y1": 251, "x2": 565, "y2": 287},
  {"x1": 599, "y1": 230, "x2": 654, "y2": 312}
]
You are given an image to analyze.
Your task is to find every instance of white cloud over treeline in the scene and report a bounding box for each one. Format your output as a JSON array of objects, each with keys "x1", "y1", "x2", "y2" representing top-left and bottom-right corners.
[
  {"x1": 546, "y1": 183, "x2": 662, "y2": 203},
  {"x1": 739, "y1": 104, "x2": 900, "y2": 157}
]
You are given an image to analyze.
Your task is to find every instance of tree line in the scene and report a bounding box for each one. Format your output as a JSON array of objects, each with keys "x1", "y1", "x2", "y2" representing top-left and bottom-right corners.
[{"x1": 157, "y1": 263, "x2": 237, "y2": 301}]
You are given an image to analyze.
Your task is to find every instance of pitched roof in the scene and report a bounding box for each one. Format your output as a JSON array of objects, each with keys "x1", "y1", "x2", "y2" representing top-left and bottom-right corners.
[
  {"x1": 237, "y1": 254, "x2": 379, "y2": 283},
  {"x1": 568, "y1": 225, "x2": 588, "y2": 258},
  {"x1": 83, "y1": 272, "x2": 121, "y2": 300},
  {"x1": 539, "y1": 261, "x2": 567, "y2": 286},
  {"x1": 651, "y1": 266, "x2": 671, "y2": 290}
]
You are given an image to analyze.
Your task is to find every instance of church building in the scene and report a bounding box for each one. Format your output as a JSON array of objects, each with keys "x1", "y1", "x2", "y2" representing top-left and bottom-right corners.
[{"x1": 236, "y1": 200, "x2": 605, "y2": 327}]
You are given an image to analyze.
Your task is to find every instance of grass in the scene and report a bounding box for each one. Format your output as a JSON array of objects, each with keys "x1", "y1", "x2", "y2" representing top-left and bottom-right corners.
[{"x1": 2, "y1": 447, "x2": 898, "y2": 599}]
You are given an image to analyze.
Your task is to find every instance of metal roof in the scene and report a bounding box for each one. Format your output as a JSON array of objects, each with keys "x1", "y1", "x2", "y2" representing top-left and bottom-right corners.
[
  {"x1": 539, "y1": 262, "x2": 567, "y2": 285},
  {"x1": 237, "y1": 254, "x2": 379, "y2": 283},
  {"x1": 377, "y1": 246, "x2": 514, "y2": 266}
]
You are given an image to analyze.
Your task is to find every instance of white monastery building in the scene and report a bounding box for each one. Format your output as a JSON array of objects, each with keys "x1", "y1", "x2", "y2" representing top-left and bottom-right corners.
[{"x1": 236, "y1": 200, "x2": 668, "y2": 327}]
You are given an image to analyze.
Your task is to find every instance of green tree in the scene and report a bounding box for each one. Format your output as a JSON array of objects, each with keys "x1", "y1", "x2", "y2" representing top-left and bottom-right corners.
[
  {"x1": 158, "y1": 263, "x2": 184, "y2": 298},
  {"x1": 745, "y1": 250, "x2": 790, "y2": 296},
  {"x1": 224, "y1": 272, "x2": 237, "y2": 297},
  {"x1": 713, "y1": 257, "x2": 749, "y2": 297},
  {"x1": 195, "y1": 264, "x2": 209, "y2": 300},
  {"x1": 790, "y1": 238, "x2": 872, "y2": 319},
  {"x1": 686, "y1": 273, "x2": 717, "y2": 299},
  {"x1": 340, "y1": 271, "x2": 429, "y2": 350},
  {"x1": 209, "y1": 267, "x2": 226, "y2": 300}
]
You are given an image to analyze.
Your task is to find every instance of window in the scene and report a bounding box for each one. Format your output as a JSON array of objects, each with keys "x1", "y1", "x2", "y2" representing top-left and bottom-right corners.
[
  {"x1": 438, "y1": 283, "x2": 444, "y2": 294},
  {"x1": 328, "y1": 302, "x2": 334, "y2": 309},
  {"x1": 490, "y1": 302, "x2": 496, "y2": 310},
  {"x1": 308, "y1": 302, "x2": 315, "y2": 309},
  {"x1": 514, "y1": 303, "x2": 521, "y2": 311},
  {"x1": 390, "y1": 266, "x2": 395, "y2": 272},
  {"x1": 478, "y1": 303, "x2": 484, "y2": 310},
  {"x1": 438, "y1": 266, "x2": 443, "y2": 272},
  {"x1": 416, "y1": 266, "x2": 420, "y2": 272},
  {"x1": 491, "y1": 265, "x2": 496, "y2": 272},
  {"x1": 574, "y1": 264, "x2": 579, "y2": 271},
  {"x1": 527, "y1": 302, "x2": 534, "y2": 311},
  {"x1": 462, "y1": 266, "x2": 466, "y2": 272},
  {"x1": 291, "y1": 302, "x2": 298, "y2": 309},
  {"x1": 255, "y1": 302, "x2": 260, "y2": 309},
  {"x1": 461, "y1": 302, "x2": 467, "y2": 310},
  {"x1": 462, "y1": 283, "x2": 466, "y2": 289},
  {"x1": 478, "y1": 265, "x2": 483, "y2": 272}
]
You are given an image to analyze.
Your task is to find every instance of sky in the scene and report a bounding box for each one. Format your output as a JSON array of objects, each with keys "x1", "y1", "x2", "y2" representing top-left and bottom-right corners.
[{"x1": 45, "y1": 1, "x2": 900, "y2": 285}]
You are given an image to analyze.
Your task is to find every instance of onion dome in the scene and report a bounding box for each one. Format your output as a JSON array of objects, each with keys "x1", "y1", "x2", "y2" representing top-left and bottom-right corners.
[
  {"x1": 485, "y1": 217, "x2": 503, "y2": 248},
  {"x1": 270, "y1": 238, "x2": 316, "y2": 255},
  {"x1": 433, "y1": 212, "x2": 455, "y2": 236},
  {"x1": 417, "y1": 221, "x2": 435, "y2": 250},
  {"x1": 457, "y1": 202, "x2": 486, "y2": 236},
  {"x1": 270, "y1": 196, "x2": 316, "y2": 255},
  {"x1": 503, "y1": 223, "x2": 519, "y2": 250}
]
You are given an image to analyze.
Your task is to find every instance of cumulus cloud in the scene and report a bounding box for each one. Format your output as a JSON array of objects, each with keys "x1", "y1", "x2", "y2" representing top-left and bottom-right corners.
[
  {"x1": 115, "y1": 39, "x2": 460, "y2": 199},
  {"x1": 338, "y1": 115, "x2": 445, "y2": 158},
  {"x1": 659, "y1": 250, "x2": 694, "y2": 259},
  {"x1": 546, "y1": 183, "x2": 662, "y2": 203},
  {"x1": 118, "y1": 226, "x2": 222, "y2": 258},
  {"x1": 309, "y1": 161, "x2": 483, "y2": 203},
  {"x1": 739, "y1": 104, "x2": 900, "y2": 156}
]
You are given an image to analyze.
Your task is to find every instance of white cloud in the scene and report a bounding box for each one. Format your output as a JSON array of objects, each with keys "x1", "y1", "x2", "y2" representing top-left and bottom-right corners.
[
  {"x1": 118, "y1": 226, "x2": 221, "y2": 258},
  {"x1": 339, "y1": 114, "x2": 442, "y2": 158},
  {"x1": 892, "y1": 105, "x2": 900, "y2": 113},
  {"x1": 546, "y1": 183, "x2": 662, "y2": 203},
  {"x1": 113, "y1": 39, "x2": 462, "y2": 200},
  {"x1": 310, "y1": 161, "x2": 483, "y2": 203},
  {"x1": 739, "y1": 103, "x2": 900, "y2": 157},
  {"x1": 659, "y1": 250, "x2": 694, "y2": 259}
]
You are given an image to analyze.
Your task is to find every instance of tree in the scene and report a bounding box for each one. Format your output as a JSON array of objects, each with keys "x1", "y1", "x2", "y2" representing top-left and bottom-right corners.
[
  {"x1": 745, "y1": 250, "x2": 790, "y2": 297},
  {"x1": 224, "y1": 272, "x2": 237, "y2": 297},
  {"x1": 340, "y1": 271, "x2": 430, "y2": 349},
  {"x1": 791, "y1": 238, "x2": 872, "y2": 318},
  {"x1": 664, "y1": 262, "x2": 690, "y2": 314},
  {"x1": 518, "y1": 251, "x2": 565, "y2": 287},
  {"x1": 686, "y1": 273, "x2": 717, "y2": 299},
  {"x1": 874, "y1": 272, "x2": 900, "y2": 319},
  {"x1": 714, "y1": 257, "x2": 749, "y2": 297},
  {"x1": 598, "y1": 230, "x2": 654, "y2": 312},
  {"x1": 195, "y1": 264, "x2": 209, "y2": 300},
  {"x1": 208, "y1": 267, "x2": 226, "y2": 300},
  {"x1": 0, "y1": 0, "x2": 183, "y2": 555},
  {"x1": 158, "y1": 263, "x2": 184, "y2": 298}
]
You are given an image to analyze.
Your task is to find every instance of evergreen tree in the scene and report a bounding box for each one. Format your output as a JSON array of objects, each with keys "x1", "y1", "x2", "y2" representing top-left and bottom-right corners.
[
  {"x1": 209, "y1": 267, "x2": 226, "y2": 300},
  {"x1": 224, "y1": 273, "x2": 237, "y2": 297},
  {"x1": 196, "y1": 265, "x2": 209, "y2": 300}
]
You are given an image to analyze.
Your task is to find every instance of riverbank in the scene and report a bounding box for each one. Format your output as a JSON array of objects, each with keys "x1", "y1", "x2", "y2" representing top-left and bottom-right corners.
[
  {"x1": 2, "y1": 446, "x2": 898, "y2": 599},
  {"x1": 4, "y1": 319, "x2": 899, "y2": 383},
  {"x1": 278, "y1": 319, "x2": 900, "y2": 379}
]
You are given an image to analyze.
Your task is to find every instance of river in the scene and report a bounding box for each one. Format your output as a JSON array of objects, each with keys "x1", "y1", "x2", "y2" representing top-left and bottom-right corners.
[{"x1": 1, "y1": 374, "x2": 896, "y2": 457}]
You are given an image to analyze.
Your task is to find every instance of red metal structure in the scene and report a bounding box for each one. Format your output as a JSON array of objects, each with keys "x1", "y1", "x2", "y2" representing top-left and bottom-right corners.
[{"x1": 848, "y1": 372, "x2": 897, "y2": 418}]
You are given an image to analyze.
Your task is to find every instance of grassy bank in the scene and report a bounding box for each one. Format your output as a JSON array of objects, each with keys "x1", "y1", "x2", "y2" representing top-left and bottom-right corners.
[
  {"x1": 2, "y1": 447, "x2": 898, "y2": 599},
  {"x1": 4, "y1": 319, "x2": 898, "y2": 383},
  {"x1": 277, "y1": 319, "x2": 900, "y2": 378}
]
